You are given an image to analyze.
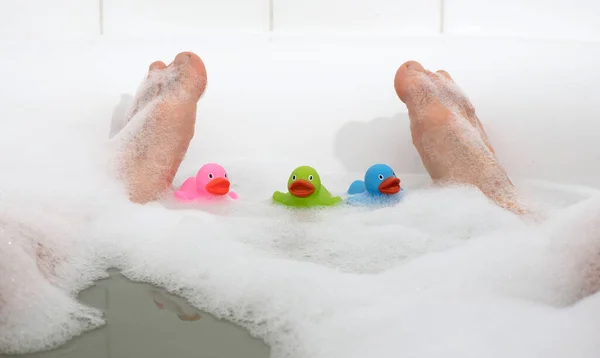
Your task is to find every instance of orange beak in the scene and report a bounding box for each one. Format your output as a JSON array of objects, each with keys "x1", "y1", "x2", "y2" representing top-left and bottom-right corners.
[
  {"x1": 205, "y1": 177, "x2": 230, "y2": 195},
  {"x1": 289, "y1": 180, "x2": 315, "y2": 198},
  {"x1": 378, "y1": 177, "x2": 401, "y2": 194}
]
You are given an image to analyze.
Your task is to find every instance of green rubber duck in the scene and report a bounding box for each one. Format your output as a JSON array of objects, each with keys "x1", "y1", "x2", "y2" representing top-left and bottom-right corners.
[{"x1": 272, "y1": 166, "x2": 342, "y2": 208}]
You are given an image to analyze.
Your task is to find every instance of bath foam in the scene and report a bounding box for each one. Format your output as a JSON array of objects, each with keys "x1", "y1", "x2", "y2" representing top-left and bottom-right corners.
[
  {"x1": 3, "y1": 160, "x2": 600, "y2": 358},
  {"x1": 1, "y1": 89, "x2": 600, "y2": 357},
  {"x1": 0, "y1": 210, "x2": 105, "y2": 355}
]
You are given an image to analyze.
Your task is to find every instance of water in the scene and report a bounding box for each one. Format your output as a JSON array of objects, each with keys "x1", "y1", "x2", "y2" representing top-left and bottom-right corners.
[{"x1": 3, "y1": 269, "x2": 269, "y2": 358}]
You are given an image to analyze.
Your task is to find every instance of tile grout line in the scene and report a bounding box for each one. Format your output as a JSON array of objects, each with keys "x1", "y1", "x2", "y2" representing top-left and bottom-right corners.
[
  {"x1": 439, "y1": 0, "x2": 445, "y2": 34},
  {"x1": 99, "y1": 0, "x2": 104, "y2": 35},
  {"x1": 269, "y1": 0, "x2": 274, "y2": 32}
]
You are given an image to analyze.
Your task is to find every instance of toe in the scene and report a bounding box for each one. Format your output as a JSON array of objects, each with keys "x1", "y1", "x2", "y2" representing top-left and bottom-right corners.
[
  {"x1": 394, "y1": 60, "x2": 436, "y2": 111},
  {"x1": 436, "y1": 69, "x2": 454, "y2": 82},
  {"x1": 394, "y1": 61, "x2": 425, "y2": 101},
  {"x1": 428, "y1": 69, "x2": 477, "y2": 120},
  {"x1": 169, "y1": 51, "x2": 208, "y2": 99},
  {"x1": 401, "y1": 60, "x2": 426, "y2": 73},
  {"x1": 427, "y1": 69, "x2": 496, "y2": 155},
  {"x1": 149, "y1": 61, "x2": 167, "y2": 71},
  {"x1": 173, "y1": 51, "x2": 207, "y2": 78}
]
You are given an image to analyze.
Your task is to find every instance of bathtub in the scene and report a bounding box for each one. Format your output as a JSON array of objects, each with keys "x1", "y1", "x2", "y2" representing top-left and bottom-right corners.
[{"x1": 1, "y1": 10, "x2": 600, "y2": 358}]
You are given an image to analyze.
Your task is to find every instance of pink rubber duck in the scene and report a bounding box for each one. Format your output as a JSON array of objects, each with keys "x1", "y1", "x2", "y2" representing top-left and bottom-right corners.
[{"x1": 175, "y1": 163, "x2": 238, "y2": 202}]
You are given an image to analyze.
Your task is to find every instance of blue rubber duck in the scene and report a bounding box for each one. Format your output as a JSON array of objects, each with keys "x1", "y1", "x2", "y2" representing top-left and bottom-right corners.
[{"x1": 347, "y1": 164, "x2": 404, "y2": 206}]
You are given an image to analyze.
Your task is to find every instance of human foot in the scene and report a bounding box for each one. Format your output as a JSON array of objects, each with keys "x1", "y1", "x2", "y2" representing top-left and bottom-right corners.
[
  {"x1": 394, "y1": 61, "x2": 523, "y2": 214},
  {"x1": 123, "y1": 61, "x2": 168, "y2": 122},
  {"x1": 116, "y1": 52, "x2": 207, "y2": 204}
]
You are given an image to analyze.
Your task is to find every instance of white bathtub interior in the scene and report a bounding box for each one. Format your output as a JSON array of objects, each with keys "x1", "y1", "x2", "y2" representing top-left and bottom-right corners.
[{"x1": 2, "y1": 1, "x2": 600, "y2": 358}]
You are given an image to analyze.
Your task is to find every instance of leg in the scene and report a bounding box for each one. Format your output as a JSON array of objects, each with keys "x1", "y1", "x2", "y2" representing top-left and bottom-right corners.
[
  {"x1": 115, "y1": 52, "x2": 207, "y2": 204},
  {"x1": 394, "y1": 61, "x2": 524, "y2": 214}
]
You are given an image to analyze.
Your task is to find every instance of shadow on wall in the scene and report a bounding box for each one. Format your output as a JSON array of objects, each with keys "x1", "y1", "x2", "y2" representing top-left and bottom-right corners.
[
  {"x1": 109, "y1": 94, "x2": 427, "y2": 177},
  {"x1": 334, "y1": 113, "x2": 427, "y2": 175}
]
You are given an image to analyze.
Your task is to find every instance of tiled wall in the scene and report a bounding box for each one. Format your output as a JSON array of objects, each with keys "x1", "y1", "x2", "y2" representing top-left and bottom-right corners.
[
  {"x1": 1, "y1": 0, "x2": 599, "y2": 41},
  {"x1": 0, "y1": 0, "x2": 99, "y2": 40},
  {"x1": 102, "y1": 0, "x2": 269, "y2": 36},
  {"x1": 443, "y1": 0, "x2": 600, "y2": 42},
  {"x1": 272, "y1": 0, "x2": 441, "y2": 34}
]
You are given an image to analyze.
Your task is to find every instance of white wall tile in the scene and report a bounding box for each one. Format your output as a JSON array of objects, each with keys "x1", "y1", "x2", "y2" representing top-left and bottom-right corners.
[
  {"x1": 444, "y1": 0, "x2": 600, "y2": 41},
  {"x1": 0, "y1": 0, "x2": 99, "y2": 40},
  {"x1": 103, "y1": 0, "x2": 270, "y2": 37},
  {"x1": 273, "y1": 0, "x2": 441, "y2": 34}
]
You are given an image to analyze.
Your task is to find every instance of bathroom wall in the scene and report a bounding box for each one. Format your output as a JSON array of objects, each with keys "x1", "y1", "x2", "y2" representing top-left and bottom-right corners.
[
  {"x1": 0, "y1": 0, "x2": 599, "y2": 186},
  {"x1": 0, "y1": 0, "x2": 599, "y2": 42}
]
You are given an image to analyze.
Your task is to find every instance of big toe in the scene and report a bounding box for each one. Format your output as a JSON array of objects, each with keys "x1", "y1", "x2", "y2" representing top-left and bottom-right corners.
[
  {"x1": 394, "y1": 61, "x2": 434, "y2": 109},
  {"x1": 170, "y1": 51, "x2": 208, "y2": 100},
  {"x1": 173, "y1": 51, "x2": 207, "y2": 76}
]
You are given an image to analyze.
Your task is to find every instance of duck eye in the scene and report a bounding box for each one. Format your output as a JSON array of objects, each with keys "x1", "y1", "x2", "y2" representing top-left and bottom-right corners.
[
  {"x1": 292, "y1": 175, "x2": 297, "y2": 181},
  {"x1": 208, "y1": 173, "x2": 214, "y2": 179},
  {"x1": 308, "y1": 175, "x2": 314, "y2": 181},
  {"x1": 393, "y1": 172, "x2": 396, "y2": 177},
  {"x1": 378, "y1": 174, "x2": 384, "y2": 180},
  {"x1": 224, "y1": 173, "x2": 227, "y2": 178}
]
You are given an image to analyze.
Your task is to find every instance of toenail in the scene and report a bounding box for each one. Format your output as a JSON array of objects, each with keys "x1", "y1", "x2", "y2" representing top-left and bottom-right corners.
[
  {"x1": 404, "y1": 61, "x2": 425, "y2": 73},
  {"x1": 174, "y1": 52, "x2": 192, "y2": 65}
]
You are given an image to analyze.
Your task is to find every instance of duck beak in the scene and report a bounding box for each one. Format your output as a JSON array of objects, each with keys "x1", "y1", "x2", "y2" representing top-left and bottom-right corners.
[
  {"x1": 289, "y1": 180, "x2": 315, "y2": 198},
  {"x1": 206, "y1": 178, "x2": 230, "y2": 195},
  {"x1": 378, "y1": 177, "x2": 401, "y2": 194}
]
